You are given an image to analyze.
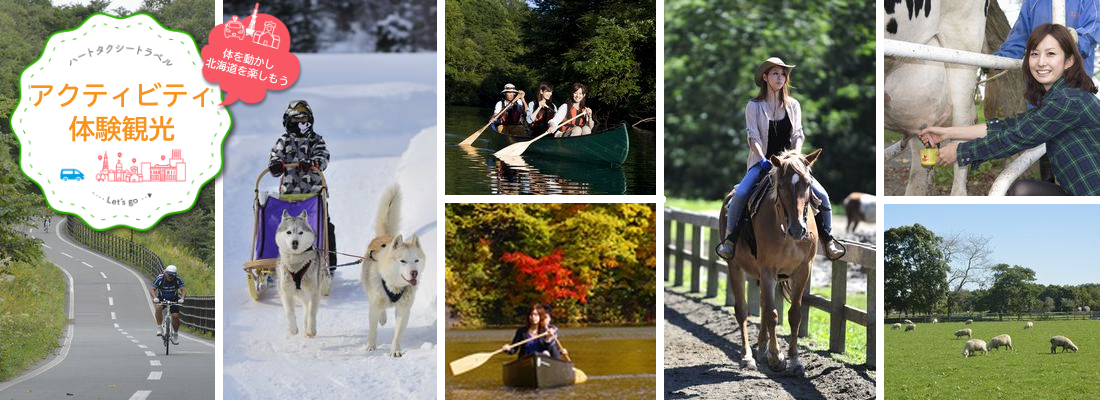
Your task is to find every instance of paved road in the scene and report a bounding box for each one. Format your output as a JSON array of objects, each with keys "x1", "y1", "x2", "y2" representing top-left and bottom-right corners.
[{"x1": 0, "y1": 220, "x2": 214, "y2": 400}]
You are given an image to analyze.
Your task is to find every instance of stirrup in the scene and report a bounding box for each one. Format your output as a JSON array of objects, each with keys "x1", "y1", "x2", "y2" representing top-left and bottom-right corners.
[
  {"x1": 825, "y1": 238, "x2": 847, "y2": 261},
  {"x1": 714, "y1": 235, "x2": 736, "y2": 261}
]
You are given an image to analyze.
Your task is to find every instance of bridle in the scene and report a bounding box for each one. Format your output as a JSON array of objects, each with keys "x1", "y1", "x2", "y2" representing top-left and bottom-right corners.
[{"x1": 770, "y1": 158, "x2": 814, "y2": 240}]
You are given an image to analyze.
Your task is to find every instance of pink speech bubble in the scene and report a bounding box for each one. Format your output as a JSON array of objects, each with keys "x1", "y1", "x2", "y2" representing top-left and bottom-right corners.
[{"x1": 201, "y1": 5, "x2": 300, "y2": 106}]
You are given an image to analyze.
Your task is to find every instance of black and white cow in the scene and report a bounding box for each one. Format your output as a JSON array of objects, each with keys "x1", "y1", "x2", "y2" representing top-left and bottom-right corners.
[{"x1": 884, "y1": 0, "x2": 989, "y2": 196}]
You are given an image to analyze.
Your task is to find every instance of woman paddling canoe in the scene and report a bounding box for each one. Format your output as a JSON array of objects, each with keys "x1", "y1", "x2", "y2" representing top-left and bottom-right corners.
[
  {"x1": 492, "y1": 83, "x2": 528, "y2": 136},
  {"x1": 501, "y1": 303, "x2": 566, "y2": 359},
  {"x1": 527, "y1": 81, "x2": 558, "y2": 133},
  {"x1": 549, "y1": 83, "x2": 596, "y2": 137}
]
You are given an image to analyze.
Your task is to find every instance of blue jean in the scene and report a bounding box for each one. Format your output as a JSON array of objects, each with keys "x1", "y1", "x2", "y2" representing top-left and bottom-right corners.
[{"x1": 725, "y1": 160, "x2": 833, "y2": 240}]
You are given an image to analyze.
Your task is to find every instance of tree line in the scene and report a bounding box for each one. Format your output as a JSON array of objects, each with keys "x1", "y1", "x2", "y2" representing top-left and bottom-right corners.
[
  {"x1": 886, "y1": 224, "x2": 1100, "y2": 317},
  {"x1": 444, "y1": 0, "x2": 656, "y2": 124},
  {"x1": 664, "y1": 0, "x2": 875, "y2": 200},
  {"x1": 446, "y1": 203, "x2": 656, "y2": 328}
]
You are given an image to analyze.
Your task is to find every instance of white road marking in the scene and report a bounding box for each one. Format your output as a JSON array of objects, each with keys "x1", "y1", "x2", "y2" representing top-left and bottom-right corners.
[
  {"x1": 42, "y1": 244, "x2": 51, "y2": 249},
  {"x1": 99, "y1": 272, "x2": 107, "y2": 279},
  {"x1": 109, "y1": 297, "x2": 114, "y2": 306},
  {"x1": 150, "y1": 360, "x2": 161, "y2": 366},
  {"x1": 147, "y1": 371, "x2": 162, "y2": 380},
  {"x1": 82, "y1": 261, "x2": 93, "y2": 268},
  {"x1": 128, "y1": 390, "x2": 151, "y2": 400},
  {"x1": 138, "y1": 344, "x2": 148, "y2": 349},
  {"x1": 110, "y1": 312, "x2": 117, "y2": 320},
  {"x1": 144, "y1": 351, "x2": 155, "y2": 357},
  {"x1": 131, "y1": 339, "x2": 140, "y2": 343},
  {"x1": 114, "y1": 323, "x2": 119, "y2": 328},
  {"x1": 106, "y1": 283, "x2": 111, "y2": 291},
  {"x1": 60, "y1": 252, "x2": 72, "y2": 258}
]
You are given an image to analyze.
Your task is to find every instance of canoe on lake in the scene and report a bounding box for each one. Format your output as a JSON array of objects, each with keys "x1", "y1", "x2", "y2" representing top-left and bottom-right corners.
[
  {"x1": 502, "y1": 355, "x2": 578, "y2": 389},
  {"x1": 485, "y1": 122, "x2": 630, "y2": 166}
]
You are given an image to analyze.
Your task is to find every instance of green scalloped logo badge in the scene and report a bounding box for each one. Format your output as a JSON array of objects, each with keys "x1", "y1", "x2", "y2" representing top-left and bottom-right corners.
[{"x1": 10, "y1": 13, "x2": 230, "y2": 230}]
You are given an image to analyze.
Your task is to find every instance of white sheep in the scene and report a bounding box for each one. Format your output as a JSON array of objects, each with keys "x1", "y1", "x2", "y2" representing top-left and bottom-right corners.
[
  {"x1": 962, "y1": 339, "x2": 988, "y2": 358},
  {"x1": 989, "y1": 334, "x2": 1013, "y2": 351},
  {"x1": 893, "y1": 323, "x2": 901, "y2": 330},
  {"x1": 1025, "y1": 321, "x2": 1033, "y2": 329},
  {"x1": 1050, "y1": 336, "x2": 1078, "y2": 353},
  {"x1": 965, "y1": 319, "x2": 973, "y2": 325},
  {"x1": 905, "y1": 323, "x2": 916, "y2": 332},
  {"x1": 931, "y1": 318, "x2": 938, "y2": 324},
  {"x1": 903, "y1": 319, "x2": 913, "y2": 325},
  {"x1": 954, "y1": 328, "x2": 972, "y2": 339}
]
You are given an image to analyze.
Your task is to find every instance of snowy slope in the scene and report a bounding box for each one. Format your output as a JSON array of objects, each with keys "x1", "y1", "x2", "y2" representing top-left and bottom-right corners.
[{"x1": 222, "y1": 54, "x2": 436, "y2": 399}]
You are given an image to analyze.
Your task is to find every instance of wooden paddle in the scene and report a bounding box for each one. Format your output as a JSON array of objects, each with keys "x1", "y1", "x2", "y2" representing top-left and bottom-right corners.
[
  {"x1": 493, "y1": 111, "x2": 586, "y2": 158},
  {"x1": 449, "y1": 331, "x2": 549, "y2": 376},
  {"x1": 458, "y1": 96, "x2": 521, "y2": 146}
]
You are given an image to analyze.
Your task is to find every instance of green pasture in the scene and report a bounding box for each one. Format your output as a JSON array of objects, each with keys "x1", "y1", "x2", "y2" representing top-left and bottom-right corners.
[{"x1": 886, "y1": 319, "x2": 1100, "y2": 399}]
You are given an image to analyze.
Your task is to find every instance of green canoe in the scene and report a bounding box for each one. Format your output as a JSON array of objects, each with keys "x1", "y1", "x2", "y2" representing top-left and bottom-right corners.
[{"x1": 485, "y1": 122, "x2": 630, "y2": 166}]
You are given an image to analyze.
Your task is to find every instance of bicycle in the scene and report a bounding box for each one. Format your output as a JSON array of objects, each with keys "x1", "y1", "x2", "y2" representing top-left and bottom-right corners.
[{"x1": 156, "y1": 299, "x2": 182, "y2": 355}]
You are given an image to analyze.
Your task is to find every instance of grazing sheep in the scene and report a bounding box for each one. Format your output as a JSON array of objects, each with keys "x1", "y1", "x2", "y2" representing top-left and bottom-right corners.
[
  {"x1": 893, "y1": 323, "x2": 901, "y2": 330},
  {"x1": 903, "y1": 319, "x2": 913, "y2": 325},
  {"x1": 965, "y1": 319, "x2": 973, "y2": 325},
  {"x1": 989, "y1": 334, "x2": 1014, "y2": 351},
  {"x1": 905, "y1": 323, "x2": 916, "y2": 332},
  {"x1": 954, "y1": 328, "x2": 972, "y2": 339},
  {"x1": 962, "y1": 339, "x2": 988, "y2": 358},
  {"x1": 1051, "y1": 336, "x2": 1078, "y2": 353},
  {"x1": 1025, "y1": 321, "x2": 1033, "y2": 329},
  {"x1": 931, "y1": 318, "x2": 938, "y2": 324}
]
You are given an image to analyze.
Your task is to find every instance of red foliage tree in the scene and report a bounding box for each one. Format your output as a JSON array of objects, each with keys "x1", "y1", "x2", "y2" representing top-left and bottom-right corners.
[{"x1": 501, "y1": 249, "x2": 587, "y2": 305}]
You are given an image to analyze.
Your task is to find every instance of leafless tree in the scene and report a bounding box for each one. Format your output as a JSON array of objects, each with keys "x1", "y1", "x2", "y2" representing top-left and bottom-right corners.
[{"x1": 944, "y1": 233, "x2": 993, "y2": 317}]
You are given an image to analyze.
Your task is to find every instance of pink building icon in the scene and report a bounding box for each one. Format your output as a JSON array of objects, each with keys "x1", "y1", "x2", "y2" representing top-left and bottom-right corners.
[{"x1": 96, "y1": 150, "x2": 186, "y2": 183}]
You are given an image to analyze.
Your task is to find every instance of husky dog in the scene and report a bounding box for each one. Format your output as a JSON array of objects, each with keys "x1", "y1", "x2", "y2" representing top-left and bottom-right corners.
[
  {"x1": 276, "y1": 210, "x2": 325, "y2": 337},
  {"x1": 362, "y1": 184, "x2": 424, "y2": 357}
]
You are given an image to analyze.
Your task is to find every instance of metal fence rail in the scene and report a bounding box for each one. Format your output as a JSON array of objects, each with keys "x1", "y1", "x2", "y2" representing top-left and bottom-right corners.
[
  {"x1": 64, "y1": 217, "x2": 215, "y2": 334},
  {"x1": 664, "y1": 207, "x2": 877, "y2": 368}
]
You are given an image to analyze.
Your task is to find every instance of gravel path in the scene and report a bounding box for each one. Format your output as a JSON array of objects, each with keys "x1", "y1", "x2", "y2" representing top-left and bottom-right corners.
[{"x1": 664, "y1": 290, "x2": 876, "y2": 399}]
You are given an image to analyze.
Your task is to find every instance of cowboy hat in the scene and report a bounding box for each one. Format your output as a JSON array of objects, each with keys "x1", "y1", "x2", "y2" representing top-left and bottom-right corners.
[{"x1": 754, "y1": 57, "x2": 795, "y2": 88}]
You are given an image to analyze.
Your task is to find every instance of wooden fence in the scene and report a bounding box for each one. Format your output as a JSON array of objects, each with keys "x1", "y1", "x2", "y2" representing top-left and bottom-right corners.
[{"x1": 665, "y1": 207, "x2": 877, "y2": 367}]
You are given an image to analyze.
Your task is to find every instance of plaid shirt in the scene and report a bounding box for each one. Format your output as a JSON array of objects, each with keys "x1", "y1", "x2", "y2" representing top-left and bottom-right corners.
[{"x1": 957, "y1": 78, "x2": 1100, "y2": 195}]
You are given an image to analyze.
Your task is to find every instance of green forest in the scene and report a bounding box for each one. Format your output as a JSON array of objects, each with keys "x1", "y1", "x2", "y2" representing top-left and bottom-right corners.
[
  {"x1": 445, "y1": 0, "x2": 656, "y2": 124},
  {"x1": 664, "y1": 0, "x2": 875, "y2": 200},
  {"x1": 886, "y1": 224, "x2": 1100, "y2": 317},
  {"x1": 446, "y1": 203, "x2": 656, "y2": 328}
]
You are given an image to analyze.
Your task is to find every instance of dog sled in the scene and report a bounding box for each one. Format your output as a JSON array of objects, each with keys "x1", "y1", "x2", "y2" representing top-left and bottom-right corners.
[{"x1": 243, "y1": 163, "x2": 332, "y2": 301}]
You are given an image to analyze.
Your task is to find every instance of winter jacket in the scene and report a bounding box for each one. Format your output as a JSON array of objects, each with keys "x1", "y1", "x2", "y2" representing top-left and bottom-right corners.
[{"x1": 269, "y1": 129, "x2": 331, "y2": 194}]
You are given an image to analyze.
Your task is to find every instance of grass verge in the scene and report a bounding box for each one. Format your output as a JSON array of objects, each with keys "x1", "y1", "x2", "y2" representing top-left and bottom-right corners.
[
  {"x1": 110, "y1": 229, "x2": 214, "y2": 296},
  {"x1": 0, "y1": 259, "x2": 67, "y2": 381}
]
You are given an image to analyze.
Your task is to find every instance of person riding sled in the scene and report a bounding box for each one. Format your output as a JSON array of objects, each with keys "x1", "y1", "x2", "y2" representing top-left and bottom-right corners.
[
  {"x1": 527, "y1": 82, "x2": 558, "y2": 133},
  {"x1": 493, "y1": 83, "x2": 528, "y2": 136},
  {"x1": 715, "y1": 57, "x2": 845, "y2": 261},
  {"x1": 268, "y1": 100, "x2": 338, "y2": 269}
]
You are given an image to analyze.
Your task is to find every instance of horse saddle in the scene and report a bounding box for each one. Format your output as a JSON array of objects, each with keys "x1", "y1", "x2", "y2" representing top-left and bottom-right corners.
[{"x1": 732, "y1": 173, "x2": 773, "y2": 258}]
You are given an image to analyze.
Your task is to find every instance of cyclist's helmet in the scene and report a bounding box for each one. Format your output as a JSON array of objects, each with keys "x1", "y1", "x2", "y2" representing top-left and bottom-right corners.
[{"x1": 164, "y1": 265, "x2": 177, "y2": 275}]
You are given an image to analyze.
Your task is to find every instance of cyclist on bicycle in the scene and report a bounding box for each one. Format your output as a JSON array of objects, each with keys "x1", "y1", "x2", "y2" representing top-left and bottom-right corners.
[{"x1": 150, "y1": 265, "x2": 187, "y2": 344}]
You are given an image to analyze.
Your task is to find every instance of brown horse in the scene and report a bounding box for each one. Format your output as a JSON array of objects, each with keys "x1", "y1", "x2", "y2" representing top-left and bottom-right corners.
[{"x1": 718, "y1": 149, "x2": 821, "y2": 375}]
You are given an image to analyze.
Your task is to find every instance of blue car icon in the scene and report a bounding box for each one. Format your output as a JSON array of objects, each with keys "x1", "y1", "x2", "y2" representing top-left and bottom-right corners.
[{"x1": 60, "y1": 169, "x2": 84, "y2": 181}]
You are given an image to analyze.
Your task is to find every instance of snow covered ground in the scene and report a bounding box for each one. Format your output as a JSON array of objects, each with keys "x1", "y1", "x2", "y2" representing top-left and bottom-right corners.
[{"x1": 221, "y1": 53, "x2": 437, "y2": 399}]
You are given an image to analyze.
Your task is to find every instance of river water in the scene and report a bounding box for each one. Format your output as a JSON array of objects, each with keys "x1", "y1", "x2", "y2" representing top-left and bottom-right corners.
[
  {"x1": 444, "y1": 106, "x2": 656, "y2": 195},
  {"x1": 445, "y1": 326, "x2": 656, "y2": 399}
]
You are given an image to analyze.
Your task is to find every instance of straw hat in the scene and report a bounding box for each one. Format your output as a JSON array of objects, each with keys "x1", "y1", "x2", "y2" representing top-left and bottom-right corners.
[
  {"x1": 754, "y1": 57, "x2": 795, "y2": 88},
  {"x1": 501, "y1": 83, "x2": 519, "y2": 94}
]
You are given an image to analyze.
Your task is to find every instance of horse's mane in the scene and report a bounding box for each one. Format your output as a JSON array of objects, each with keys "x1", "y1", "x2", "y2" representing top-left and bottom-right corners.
[{"x1": 769, "y1": 149, "x2": 813, "y2": 194}]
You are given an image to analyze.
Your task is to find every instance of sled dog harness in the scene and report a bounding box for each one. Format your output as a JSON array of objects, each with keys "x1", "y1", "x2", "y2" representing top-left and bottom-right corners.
[
  {"x1": 290, "y1": 258, "x2": 312, "y2": 290},
  {"x1": 380, "y1": 279, "x2": 406, "y2": 303}
]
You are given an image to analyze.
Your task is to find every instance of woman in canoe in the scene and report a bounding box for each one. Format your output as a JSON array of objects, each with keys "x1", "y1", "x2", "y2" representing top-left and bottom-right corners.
[
  {"x1": 715, "y1": 57, "x2": 845, "y2": 261},
  {"x1": 550, "y1": 83, "x2": 596, "y2": 137},
  {"x1": 527, "y1": 81, "x2": 557, "y2": 133},
  {"x1": 492, "y1": 83, "x2": 527, "y2": 136},
  {"x1": 501, "y1": 304, "x2": 562, "y2": 359}
]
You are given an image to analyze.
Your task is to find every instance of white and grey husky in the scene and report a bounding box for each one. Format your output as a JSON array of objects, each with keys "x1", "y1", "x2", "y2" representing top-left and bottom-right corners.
[
  {"x1": 361, "y1": 184, "x2": 424, "y2": 357},
  {"x1": 276, "y1": 209, "x2": 327, "y2": 337}
]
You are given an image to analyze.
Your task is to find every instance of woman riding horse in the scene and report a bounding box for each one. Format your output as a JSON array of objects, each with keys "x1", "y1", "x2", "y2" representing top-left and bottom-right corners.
[{"x1": 715, "y1": 57, "x2": 844, "y2": 262}]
